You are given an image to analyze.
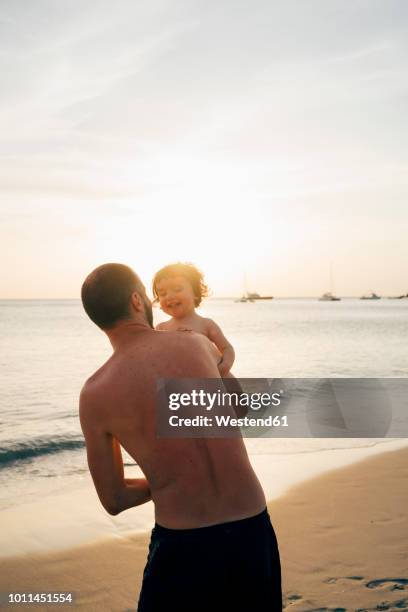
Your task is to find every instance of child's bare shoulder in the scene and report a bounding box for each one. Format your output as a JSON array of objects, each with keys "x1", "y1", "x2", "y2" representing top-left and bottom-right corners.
[
  {"x1": 155, "y1": 320, "x2": 173, "y2": 331},
  {"x1": 201, "y1": 317, "x2": 222, "y2": 335}
]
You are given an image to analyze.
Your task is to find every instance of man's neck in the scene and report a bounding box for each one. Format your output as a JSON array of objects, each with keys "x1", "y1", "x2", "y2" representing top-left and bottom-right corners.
[{"x1": 106, "y1": 319, "x2": 153, "y2": 351}]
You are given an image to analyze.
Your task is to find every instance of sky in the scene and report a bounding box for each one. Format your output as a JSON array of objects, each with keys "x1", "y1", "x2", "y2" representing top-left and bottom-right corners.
[{"x1": 1, "y1": 0, "x2": 407, "y2": 298}]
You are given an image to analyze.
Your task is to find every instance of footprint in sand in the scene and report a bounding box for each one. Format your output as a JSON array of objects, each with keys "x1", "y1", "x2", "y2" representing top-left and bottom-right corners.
[
  {"x1": 373, "y1": 599, "x2": 408, "y2": 612},
  {"x1": 374, "y1": 599, "x2": 408, "y2": 610},
  {"x1": 366, "y1": 579, "x2": 408, "y2": 591},
  {"x1": 287, "y1": 593, "x2": 303, "y2": 601},
  {"x1": 302, "y1": 608, "x2": 346, "y2": 612},
  {"x1": 367, "y1": 597, "x2": 408, "y2": 610},
  {"x1": 283, "y1": 593, "x2": 303, "y2": 609},
  {"x1": 323, "y1": 575, "x2": 364, "y2": 585}
]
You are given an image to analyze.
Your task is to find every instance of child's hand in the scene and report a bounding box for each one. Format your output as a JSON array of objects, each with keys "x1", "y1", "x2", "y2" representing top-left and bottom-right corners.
[
  {"x1": 217, "y1": 358, "x2": 230, "y2": 377},
  {"x1": 207, "y1": 320, "x2": 235, "y2": 376}
]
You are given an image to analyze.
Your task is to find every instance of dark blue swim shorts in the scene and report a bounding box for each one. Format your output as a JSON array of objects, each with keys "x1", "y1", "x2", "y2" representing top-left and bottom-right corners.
[{"x1": 137, "y1": 507, "x2": 282, "y2": 612}]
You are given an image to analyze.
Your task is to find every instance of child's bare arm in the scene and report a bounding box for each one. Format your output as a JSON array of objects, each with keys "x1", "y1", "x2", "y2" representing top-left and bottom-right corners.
[{"x1": 206, "y1": 319, "x2": 235, "y2": 375}]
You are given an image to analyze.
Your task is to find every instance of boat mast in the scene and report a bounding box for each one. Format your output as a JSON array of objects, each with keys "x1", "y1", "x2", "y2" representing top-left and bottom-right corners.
[
  {"x1": 243, "y1": 269, "x2": 249, "y2": 297},
  {"x1": 329, "y1": 261, "x2": 336, "y2": 295},
  {"x1": 330, "y1": 262, "x2": 333, "y2": 295}
]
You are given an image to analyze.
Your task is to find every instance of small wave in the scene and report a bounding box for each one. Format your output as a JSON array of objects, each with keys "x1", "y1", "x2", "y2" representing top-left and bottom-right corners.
[{"x1": 0, "y1": 436, "x2": 85, "y2": 469}]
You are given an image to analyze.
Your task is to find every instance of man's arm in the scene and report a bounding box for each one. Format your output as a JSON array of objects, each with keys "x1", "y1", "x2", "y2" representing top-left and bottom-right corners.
[{"x1": 79, "y1": 388, "x2": 151, "y2": 515}]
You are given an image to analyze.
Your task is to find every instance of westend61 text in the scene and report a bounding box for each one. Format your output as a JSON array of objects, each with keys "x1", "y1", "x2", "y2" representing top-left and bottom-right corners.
[
  {"x1": 168, "y1": 390, "x2": 282, "y2": 411},
  {"x1": 169, "y1": 415, "x2": 288, "y2": 427}
]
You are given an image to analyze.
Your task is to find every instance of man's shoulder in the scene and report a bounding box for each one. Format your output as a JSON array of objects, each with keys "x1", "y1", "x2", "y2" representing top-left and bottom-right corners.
[
  {"x1": 155, "y1": 320, "x2": 172, "y2": 331},
  {"x1": 160, "y1": 330, "x2": 221, "y2": 376},
  {"x1": 79, "y1": 376, "x2": 100, "y2": 410},
  {"x1": 79, "y1": 363, "x2": 112, "y2": 412},
  {"x1": 156, "y1": 328, "x2": 211, "y2": 351},
  {"x1": 82, "y1": 359, "x2": 109, "y2": 388}
]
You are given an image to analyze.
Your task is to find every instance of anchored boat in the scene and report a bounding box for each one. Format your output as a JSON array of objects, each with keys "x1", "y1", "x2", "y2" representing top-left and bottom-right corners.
[
  {"x1": 319, "y1": 291, "x2": 341, "y2": 302},
  {"x1": 360, "y1": 292, "x2": 381, "y2": 300}
]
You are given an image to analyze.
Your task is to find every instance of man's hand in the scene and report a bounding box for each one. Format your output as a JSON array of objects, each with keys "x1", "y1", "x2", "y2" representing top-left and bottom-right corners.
[
  {"x1": 116, "y1": 478, "x2": 152, "y2": 515},
  {"x1": 79, "y1": 386, "x2": 152, "y2": 515}
]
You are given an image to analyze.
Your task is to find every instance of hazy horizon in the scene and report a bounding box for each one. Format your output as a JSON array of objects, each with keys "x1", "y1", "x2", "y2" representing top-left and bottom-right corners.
[
  {"x1": 1, "y1": 1, "x2": 407, "y2": 298},
  {"x1": 1, "y1": 293, "x2": 407, "y2": 301}
]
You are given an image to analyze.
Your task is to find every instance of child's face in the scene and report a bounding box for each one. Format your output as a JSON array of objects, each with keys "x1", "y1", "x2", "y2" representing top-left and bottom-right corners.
[{"x1": 156, "y1": 275, "x2": 196, "y2": 319}]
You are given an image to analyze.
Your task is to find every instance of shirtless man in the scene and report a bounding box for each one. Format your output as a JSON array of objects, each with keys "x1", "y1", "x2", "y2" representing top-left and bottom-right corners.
[{"x1": 80, "y1": 263, "x2": 282, "y2": 611}]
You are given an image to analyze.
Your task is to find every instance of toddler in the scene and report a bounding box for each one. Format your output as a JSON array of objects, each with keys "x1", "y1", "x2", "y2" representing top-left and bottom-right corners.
[{"x1": 153, "y1": 262, "x2": 235, "y2": 376}]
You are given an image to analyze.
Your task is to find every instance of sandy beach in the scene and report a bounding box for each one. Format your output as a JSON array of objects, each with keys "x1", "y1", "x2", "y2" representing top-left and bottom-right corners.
[{"x1": 1, "y1": 446, "x2": 407, "y2": 611}]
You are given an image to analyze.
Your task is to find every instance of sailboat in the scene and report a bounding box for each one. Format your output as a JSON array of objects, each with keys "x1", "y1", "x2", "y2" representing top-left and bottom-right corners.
[
  {"x1": 234, "y1": 272, "x2": 273, "y2": 302},
  {"x1": 360, "y1": 291, "x2": 381, "y2": 300},
  {"x1": 246, "y1": 292, "x2": 273, "y2": 300},
  {"x1": 234, "y1": 295, "x2": 254, "y2": 303},
  {"x1": 319, "y1": 291, "x2": 341, "y2": 302},
  {"x1": 319, "y1": 263, "x2": 341, "y2": 301}
]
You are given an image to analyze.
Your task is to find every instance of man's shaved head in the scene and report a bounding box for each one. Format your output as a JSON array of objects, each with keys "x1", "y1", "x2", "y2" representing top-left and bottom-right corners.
[{"x1": 81, "y1": 263, "x2": 150, "y2": 329}]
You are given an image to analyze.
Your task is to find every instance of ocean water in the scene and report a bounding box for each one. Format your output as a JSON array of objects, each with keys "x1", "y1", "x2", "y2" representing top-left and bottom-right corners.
[{"x1": 1, "y1": 298, "x2": 407, "y2": 512}]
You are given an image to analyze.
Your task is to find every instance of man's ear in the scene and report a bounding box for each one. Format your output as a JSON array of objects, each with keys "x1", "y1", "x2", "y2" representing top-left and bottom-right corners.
[{"x1": 130, "y1": 291, "x2": 143, "y2": 313}]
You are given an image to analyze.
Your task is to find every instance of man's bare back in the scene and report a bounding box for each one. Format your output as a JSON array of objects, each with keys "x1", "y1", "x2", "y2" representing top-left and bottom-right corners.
[
  {"x1": 80, "y1": 326, "x2": 266, "y2": 528},
  {"x1": 80, "y1": 264, "x2": 281, "y2": 611}
]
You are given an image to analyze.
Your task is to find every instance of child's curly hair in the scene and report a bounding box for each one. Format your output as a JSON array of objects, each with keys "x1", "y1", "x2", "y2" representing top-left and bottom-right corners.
[{"x1": 152, "y1": 262, "x2": 209, "y2": 307}]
